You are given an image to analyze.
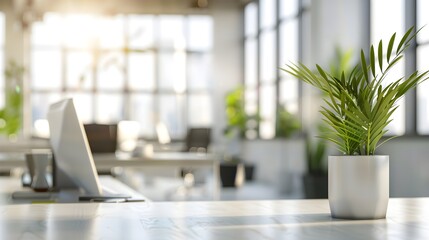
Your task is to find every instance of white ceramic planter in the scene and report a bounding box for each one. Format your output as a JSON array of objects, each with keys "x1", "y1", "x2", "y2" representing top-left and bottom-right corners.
[{"x1": 329, "y1": 155, "x2": 389, "y2": 219}]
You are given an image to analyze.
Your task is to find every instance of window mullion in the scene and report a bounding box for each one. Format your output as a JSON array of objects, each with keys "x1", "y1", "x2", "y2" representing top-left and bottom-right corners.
[{"x1": 405, "y1": 0, "x2": 417, "y2": 134}]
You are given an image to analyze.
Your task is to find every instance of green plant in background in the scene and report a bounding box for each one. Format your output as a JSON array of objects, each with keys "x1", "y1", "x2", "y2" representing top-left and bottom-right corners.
[
  {"x1": 224, "y1": 86, "x2": 259, "y2": 138},
  {"x1": 275, "y1": 107, "x2": 300, "y2": 138},
  {"x1": 329, "y1": 47, "x2": 354, "y2": 80},
  {"x1": 0, "y1": 61, "x2": 24, "y2": 138},
  {"x1": 305, "y1": 124, "x2": 328, "y2": 174},
  {"x1": 283, "y1": 26, "x2": 429, "y2": 155}
]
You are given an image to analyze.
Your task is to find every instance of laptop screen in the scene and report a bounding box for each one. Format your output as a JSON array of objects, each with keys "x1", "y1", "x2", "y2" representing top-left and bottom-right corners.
[{"x1": 48, "y1": 98, "x2": 102, "y2": 195}]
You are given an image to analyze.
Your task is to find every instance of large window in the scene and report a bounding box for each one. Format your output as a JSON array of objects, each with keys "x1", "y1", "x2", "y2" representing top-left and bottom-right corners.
[
  {"x1": 244, "y1": 2, "x2": 258, "y2": 139},
  {"x1": 279, "y1": 0, "x2": 300, "y2": 118},
  {"x1": 244, "y1": 0, "x2": 302, "y2": 139},
  {"x1": 0, "y1": 13, "x2": 4, "y2": 109},
  {"x1": 416, "y1": 0, "x2": 429, "y2": 134},
  {"x1": 371, "y1": 0, "x2": 429, "y2": 136},
  {"x1": 259, "y1": 0, "x2": 277, "y2": 139},
  {"x1": 371, "y1": 0, "x2": 406, "y2": 135},
  {"x1": 31, "y1": 13, "x2": 213, "y2": 139},
  {"x1": 245, "y1": 0, "x2": 428, "y2": 138}
]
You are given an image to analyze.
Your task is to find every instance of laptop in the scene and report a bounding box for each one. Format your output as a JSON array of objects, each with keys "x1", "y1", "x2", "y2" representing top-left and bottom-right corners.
[{"x1": 47, "y1": 98, "x2": 131, "y2": 201}]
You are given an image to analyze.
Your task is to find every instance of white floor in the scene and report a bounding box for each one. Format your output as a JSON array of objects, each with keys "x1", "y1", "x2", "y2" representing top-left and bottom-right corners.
[
  {"x1": 114, "y1": 169, "x2": 303, "y2": 201},
  {"x1": 220, "y1": 181, "x2": 303, "y2": 201},
  {"x1": 112, "y1": 166, "x2": 305, "y2": 201}
]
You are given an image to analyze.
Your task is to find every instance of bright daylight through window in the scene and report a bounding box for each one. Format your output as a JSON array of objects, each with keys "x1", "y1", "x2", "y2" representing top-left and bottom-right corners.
[
  {"x1": 416, "y1": 0, "x2": 429, "y2": 134},
  {"x1": 0, "y1": 13, "x2": 4, "y2": 109},
  {"x1": 31, "y1": 13, "x2": 213, "y2": 139},
  {"x1": 371, "y1": 0, "x2": 405, "y2": 135},
  {"x1": 244, "y1": 0, "x2": 301, "y2": 139}
]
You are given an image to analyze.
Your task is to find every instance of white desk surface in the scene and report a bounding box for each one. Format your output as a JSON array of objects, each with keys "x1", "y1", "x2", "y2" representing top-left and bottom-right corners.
[
  {"x1": 0, "y1": 176, "x2": 148, "y2": 204},
  {"x1": 0, "y1": 197, "x2": 428, "y2": 239}
]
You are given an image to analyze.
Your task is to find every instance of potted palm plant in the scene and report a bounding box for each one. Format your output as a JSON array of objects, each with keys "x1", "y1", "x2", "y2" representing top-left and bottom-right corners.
[{"x1": 282, "y1": 27, "x2": 429, "y2": 219}]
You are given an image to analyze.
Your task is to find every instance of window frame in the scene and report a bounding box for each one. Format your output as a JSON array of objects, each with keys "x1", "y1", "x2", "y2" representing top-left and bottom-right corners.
[
  {"x1": 369, "y1": 0, "x2": 428, "y2": 136},
  {"x1": 30, "y1": 13, "x2": 214, "y2": 140},
  {"x1": 243, "y1": 0, "x2": 306, "y2": 140}
]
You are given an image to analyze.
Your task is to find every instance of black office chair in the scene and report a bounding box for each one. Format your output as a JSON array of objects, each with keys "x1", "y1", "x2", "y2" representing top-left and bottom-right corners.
[
  {"x1": 84, "y1": 123, "x2": 118, "y2": 154},
  {"x1": 184, "y1": 128, "x2": 211, "y2": 152},
  {"x1": 180, "y1": 128, "x2": 211, "y2": 183}
]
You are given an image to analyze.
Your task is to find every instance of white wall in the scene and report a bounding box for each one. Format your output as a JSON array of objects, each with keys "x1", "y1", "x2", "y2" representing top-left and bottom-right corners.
[
  {"x1": 241, "y1": 136, "x2": 429, "y2": 197},
  {"x1": 378, "y1": 138, "x2": 429, "y2": 197},
  {"x1": 241, "y1": 139, "x2": 306, "y2": 193},
  {"x1": 302, "y1": 0, "x2": 369, "y2": 130},
  {"x1": 211, "y1": 6, "x2": 243, "y2": 153},
  {"x1": 310, "y1": 0, "x2": 369, "y2": 66}
]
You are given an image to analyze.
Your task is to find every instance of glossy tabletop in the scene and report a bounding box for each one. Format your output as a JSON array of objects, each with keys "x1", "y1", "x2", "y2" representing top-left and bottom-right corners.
[
  {"x1": 0, "y1": 198, "x2": 428, "y2": 239},
  {"x1": 0, "y1": 176, "x2": 148, "y2": 205}
]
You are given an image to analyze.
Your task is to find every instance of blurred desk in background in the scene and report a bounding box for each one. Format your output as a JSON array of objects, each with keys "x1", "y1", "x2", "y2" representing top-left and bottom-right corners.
[
  {"x1": 94, "y1": 152, "x2": 219, "y2": 169},
  {"x1": 0, "y1": 138, "x2": 50, "y2": 153},
  {"x1": 93, "y1": 152, "x2": 221, "y2": 200},
  {"x1": 0, "y1": 151, "x2": 221, "y2": 200}
]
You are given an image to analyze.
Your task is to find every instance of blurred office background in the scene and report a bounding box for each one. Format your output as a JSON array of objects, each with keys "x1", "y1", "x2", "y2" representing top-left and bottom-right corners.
[{"x1": 0, "y1": 0, "x2": 429, "y2": 200}]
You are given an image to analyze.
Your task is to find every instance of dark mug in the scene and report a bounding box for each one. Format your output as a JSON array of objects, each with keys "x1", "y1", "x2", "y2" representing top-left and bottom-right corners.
[{"x1": 25, "y1": 153, "x2": 51, "y2": 192}]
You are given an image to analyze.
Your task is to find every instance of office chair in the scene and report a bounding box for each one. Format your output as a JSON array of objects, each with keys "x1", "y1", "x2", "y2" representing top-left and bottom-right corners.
[
  {"x1": 184, "y1": 128, "x2": 211, "y2": 152},
  {"x1": 83, "y1": 123, "x2": 118, "y2": 153},
  {"x1": 180, "y1": 127, "x2": 212, "y2": 190}
]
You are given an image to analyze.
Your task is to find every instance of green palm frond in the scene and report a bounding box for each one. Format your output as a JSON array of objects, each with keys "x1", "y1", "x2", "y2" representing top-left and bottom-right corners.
[{"x1": 281, "y1": 26, "x2": 429, "y2": 155}]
